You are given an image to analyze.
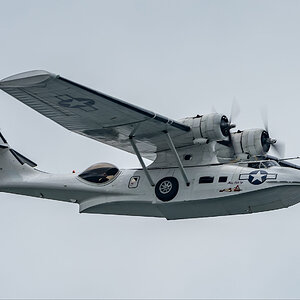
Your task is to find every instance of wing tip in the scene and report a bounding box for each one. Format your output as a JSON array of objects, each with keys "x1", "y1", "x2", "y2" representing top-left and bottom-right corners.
[{"x1": 0, "y1": 70, "x2": 57, "y2": 88}]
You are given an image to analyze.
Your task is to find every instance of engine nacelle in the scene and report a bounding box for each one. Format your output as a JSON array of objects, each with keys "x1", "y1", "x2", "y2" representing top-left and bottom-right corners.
[
  {"x1": 231, "y1": 129, "x2": 271, "y2": 157},
  {"x1": 180, "y1": 113, "x2": 230, "y2": 143}
]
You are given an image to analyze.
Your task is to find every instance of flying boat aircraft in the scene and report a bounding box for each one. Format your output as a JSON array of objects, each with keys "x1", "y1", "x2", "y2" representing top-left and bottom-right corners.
[{"x1": 0, "y1": 70, "x2": 299, "y2": 220}]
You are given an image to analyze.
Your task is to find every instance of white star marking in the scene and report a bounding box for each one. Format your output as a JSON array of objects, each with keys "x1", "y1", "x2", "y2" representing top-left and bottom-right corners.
[{"x1": 251, "y1": 171, "x2": 265, "y2": 183}]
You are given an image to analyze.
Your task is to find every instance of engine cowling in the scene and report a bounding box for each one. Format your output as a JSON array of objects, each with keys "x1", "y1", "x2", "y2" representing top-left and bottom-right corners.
[
  {"x1": 180, "y1": 113, "x2": 230, "y2": 143},
  {"x1": 231, "y1": 129, "x2": 272, "y2": 157}
]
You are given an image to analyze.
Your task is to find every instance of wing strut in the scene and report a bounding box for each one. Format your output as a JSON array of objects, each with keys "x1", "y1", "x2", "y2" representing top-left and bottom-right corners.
[
  {"x1": 165, "y1": 131, "x2": 190, "y2": 187},
  {"x1": 129, "y1": 137, "x2": 155, "y2": 187}
]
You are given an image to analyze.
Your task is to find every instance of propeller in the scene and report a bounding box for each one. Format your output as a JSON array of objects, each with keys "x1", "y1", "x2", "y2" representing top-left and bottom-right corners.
[
  {"x1": 226, "y1": 100, "x2": 240, "y2": 143},
  {"x1": 261, "y1": 109, "x2": 285, "y2": 158},
  {"x1": 217, "y1": 100, "x2": 240, "y2": 148},
  {"x1": 212, "y1": 99, "x2": 239, "y2": 137},
  {"x1": 229, "y1": 98, "x2": 240, "y2": 129}
]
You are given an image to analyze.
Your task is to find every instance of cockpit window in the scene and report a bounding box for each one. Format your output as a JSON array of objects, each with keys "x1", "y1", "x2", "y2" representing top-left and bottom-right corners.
[
  {"x1": 247, "y1": 160, "x2": 279, "y2": 169},
  {"x1": 248, "y1": 162, "x2": 260, "y2": 169},
  {"x1": 261, "y1": 161, "x2": 278, "y2": 168},
  {"x1": 79, "y1": 163, "x2": 119, "y2": 183}
]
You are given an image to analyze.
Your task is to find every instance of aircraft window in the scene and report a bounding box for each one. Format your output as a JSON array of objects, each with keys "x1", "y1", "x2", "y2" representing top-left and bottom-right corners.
[
  {"x1": 261, "y1": 161, "x2": 278, "y2": 168},
  {"x1": 248, "y1": 162, "x2": 260, "y2": 169},
  {"x1": 218, "y1": 176, "x2": 227, "y2": 183},
  {"x1": 248, "y1": 161, "x2": 279, "y2": 169},
  {"x1": 79, "y1": 163, "x2": 119, "y2": 184},
  {"x1": 199, "y1": 176, "x2": 214, "y2": 184}
]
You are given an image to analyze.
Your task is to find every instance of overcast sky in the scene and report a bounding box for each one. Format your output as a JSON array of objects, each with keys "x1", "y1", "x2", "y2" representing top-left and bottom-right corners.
[{"x1": 1, "y1": 0, "x2": 300, "y2": 299}]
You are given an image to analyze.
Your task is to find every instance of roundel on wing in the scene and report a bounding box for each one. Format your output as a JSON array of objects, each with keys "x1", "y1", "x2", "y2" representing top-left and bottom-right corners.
[{"x1": 248, "y1": 170, "x2": 268, "y2": 185}]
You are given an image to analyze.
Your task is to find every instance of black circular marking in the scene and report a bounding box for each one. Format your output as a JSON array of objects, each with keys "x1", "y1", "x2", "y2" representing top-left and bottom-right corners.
[
  {"x1": 184, "y1": 154, "x2": 192, "y2": 161},
  {"x1": 248, "y1": 170, "x2": 268, "y2": 185}
]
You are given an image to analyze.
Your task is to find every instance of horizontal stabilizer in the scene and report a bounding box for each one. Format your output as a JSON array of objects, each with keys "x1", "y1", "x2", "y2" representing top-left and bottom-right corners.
[
  {"x1": 9, "y1": 149, "x2": 37, "y2": 168},
  {"x1": 0, "y1": 131, "x2": 37, "y2": 167},
  {"x1": 0, "y1": 132, "x2": 7, "y2": 144}
]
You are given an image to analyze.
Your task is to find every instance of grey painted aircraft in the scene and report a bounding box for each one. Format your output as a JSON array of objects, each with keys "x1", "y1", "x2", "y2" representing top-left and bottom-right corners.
[{"x1": 0, "y1": 70, "x2": 299, "y2": 220}]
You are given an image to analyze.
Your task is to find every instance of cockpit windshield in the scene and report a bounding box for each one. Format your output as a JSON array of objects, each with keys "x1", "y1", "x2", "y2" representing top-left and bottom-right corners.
[
  {"x1": 261, "y1": 161, "x2": 278, "y2": 168},
  {"x1": 247, "y1": 160, "x2": 279, "y2": 169},
  {"x1": 79, "y1": 163, "x2": 119, "y2": 183}
]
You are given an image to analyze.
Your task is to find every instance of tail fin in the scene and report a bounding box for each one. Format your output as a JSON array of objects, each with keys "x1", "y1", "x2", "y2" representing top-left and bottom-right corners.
[{"x1": 0, "y1": 131, "x2": 37, "y2": 180}]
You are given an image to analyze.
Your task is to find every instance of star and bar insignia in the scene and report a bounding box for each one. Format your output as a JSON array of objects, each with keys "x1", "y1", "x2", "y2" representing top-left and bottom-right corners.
[{"x1": 239, "y1": 170, "x2": 277, "y2": 185}]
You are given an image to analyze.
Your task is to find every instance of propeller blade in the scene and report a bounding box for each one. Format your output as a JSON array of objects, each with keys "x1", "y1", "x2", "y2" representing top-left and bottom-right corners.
[
  {"x1": 229, "y1": 99, "x2": 240, "y2": 124},
  {"x1": 272, "y1": 141, "x2": 285, "y2": 158},
  {"x1": 260, "y1": 107, "x2": 285, "y2": 157},
  {"x1": 261, "y1": 107, "x2": 269, "y2": 133}
]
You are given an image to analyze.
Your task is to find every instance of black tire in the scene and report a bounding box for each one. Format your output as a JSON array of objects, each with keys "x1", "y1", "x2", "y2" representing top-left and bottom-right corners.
[{"x1": 155, "y1": 177, "x2": 179, "y2": 202}]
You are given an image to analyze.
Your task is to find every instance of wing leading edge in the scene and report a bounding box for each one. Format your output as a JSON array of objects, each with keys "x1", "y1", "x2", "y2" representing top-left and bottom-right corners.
[{"x1": 0, "y1": 70, "x2": 192, "y2": 159}]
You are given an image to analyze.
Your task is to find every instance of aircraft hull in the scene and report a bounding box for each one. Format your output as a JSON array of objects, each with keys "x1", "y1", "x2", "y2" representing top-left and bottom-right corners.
[{"x1": 80, "y1": 184, "x2": 300, "y2": 220}]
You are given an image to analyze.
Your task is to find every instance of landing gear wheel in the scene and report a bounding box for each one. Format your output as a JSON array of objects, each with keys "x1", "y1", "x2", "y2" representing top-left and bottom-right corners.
[{"x1": 155, "y1": 177, "x2": 179, "y2": 202}]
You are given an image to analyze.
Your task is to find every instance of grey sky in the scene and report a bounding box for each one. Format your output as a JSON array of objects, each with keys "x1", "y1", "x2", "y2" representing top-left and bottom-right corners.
[{"x1": 1, "y1": 0, "x2": 300, "y2": 298}]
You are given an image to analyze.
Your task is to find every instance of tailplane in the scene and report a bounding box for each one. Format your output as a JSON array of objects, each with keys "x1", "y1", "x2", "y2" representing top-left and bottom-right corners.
[{"x1": 0, "y1": 131, "x2": 37, "y2": 181}]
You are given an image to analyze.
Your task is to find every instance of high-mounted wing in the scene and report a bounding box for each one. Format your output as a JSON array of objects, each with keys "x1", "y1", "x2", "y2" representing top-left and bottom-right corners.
[{"x1": 0, "y1": 71, "x2": 192, "y2": 159}]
